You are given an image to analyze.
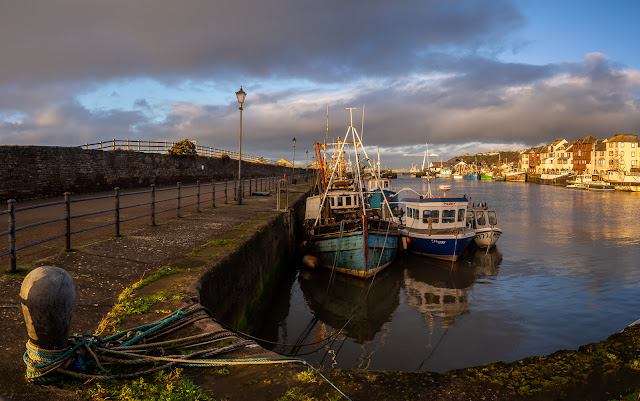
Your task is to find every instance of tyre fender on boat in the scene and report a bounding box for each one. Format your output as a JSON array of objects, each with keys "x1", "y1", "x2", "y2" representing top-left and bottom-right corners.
[{"x1": 302, "y1": 254, "x2": 320, "y2": 269}]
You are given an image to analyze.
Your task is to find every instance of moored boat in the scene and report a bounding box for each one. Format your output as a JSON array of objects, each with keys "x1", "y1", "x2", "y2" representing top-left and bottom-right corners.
[
  {"x1": 303, "y1": 109, "x2": 400, "y2": 279},
  {"x1": 467, "y1": 203, "x2": 502, "y2": 249},
  {"x1": 398, "y1": 185, "x2": 475, "y2": 261}
]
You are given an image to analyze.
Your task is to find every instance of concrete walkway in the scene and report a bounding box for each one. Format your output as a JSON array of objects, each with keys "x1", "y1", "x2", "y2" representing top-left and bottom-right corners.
[{"x1": 0, "y1": 181, "x2": 312, "y2": 401}]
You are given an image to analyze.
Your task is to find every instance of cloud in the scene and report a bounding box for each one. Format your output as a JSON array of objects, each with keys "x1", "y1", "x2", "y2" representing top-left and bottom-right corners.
[{"x1": 1, "y1": 1, "x2": 640, "y2": 167}]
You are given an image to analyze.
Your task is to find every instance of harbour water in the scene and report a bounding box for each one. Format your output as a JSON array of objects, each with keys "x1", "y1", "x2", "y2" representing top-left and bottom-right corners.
[{"x1": 258, "y1": 176, "x2": 640, "y2": 372}]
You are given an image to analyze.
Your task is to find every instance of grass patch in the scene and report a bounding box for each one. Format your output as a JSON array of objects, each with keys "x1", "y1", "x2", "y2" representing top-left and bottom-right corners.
[
  {"x1": 1, "y1": 264, "x2": 36, "y2": 279},
  {"x1": 187, "y1": 239, "x2": 236, "y2": 256},
  {"x1": 95, "y1": 266, "x2": 181, "y2": 334},
  {"x1": 81, "y1": 367, "x2": 211, "y2": 401}
]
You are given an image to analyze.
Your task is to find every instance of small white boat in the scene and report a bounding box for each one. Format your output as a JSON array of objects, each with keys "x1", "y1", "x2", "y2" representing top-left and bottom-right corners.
[{"x1": 467, "y1": 203, "x2": 502, "y2": 249}]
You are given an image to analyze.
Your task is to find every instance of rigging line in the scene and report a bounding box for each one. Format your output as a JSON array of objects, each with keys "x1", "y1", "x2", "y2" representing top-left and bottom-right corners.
[
  {"x1": 415, "y1": 277, "x2": 465, "y2": 371},
  {"x1": 291, "y1": 220, "x2": 345, "y2": 356}
]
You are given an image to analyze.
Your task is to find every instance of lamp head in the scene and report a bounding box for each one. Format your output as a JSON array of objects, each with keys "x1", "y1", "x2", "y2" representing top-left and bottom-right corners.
[{"x1": 236, "y1": 86, "x2": 246, "y2": 105}]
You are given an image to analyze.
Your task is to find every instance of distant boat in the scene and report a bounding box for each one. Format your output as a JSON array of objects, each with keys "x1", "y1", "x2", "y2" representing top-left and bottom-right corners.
[
  {"x1": 398, "y1": 185, "x2": 476, "y2": 261},
  {"x1": 505, "y1": 172, "x2": 526, "y2": 182},
  {"x1": 568, "y1": 174, "x2": 615, "y2": 191},
  {"x1": 436, "y1": 168, "x2": 452, "y2": 178}
]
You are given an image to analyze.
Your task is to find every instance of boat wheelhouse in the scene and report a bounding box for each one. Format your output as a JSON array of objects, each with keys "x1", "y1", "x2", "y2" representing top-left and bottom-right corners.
[{"x1": 467, "y1": 204, "x2": 502, "y2": 249}]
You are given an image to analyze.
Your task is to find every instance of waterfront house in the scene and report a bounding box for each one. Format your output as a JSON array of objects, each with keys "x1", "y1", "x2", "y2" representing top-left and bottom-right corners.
[
  {"x1": 606, "y1": 134, "x2": 640, "y2": 173},
  {"x1": 592, "y1": 140, "x2": 608, "y2": 175},
  {"x1": 572, "y1": 136, "x2": 598, "y2": 174}
]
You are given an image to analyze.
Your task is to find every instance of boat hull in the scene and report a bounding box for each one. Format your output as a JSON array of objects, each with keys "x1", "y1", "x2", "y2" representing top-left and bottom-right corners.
[
  {"x1": 474, "y1": 227, "x2": 503, "y2": 248},
  {"x1": 309, "y1": 221, "x2": 399, "y2": 278},
  {"x1": 400, "y1": 228, "x2": 475, "y2": 261}
]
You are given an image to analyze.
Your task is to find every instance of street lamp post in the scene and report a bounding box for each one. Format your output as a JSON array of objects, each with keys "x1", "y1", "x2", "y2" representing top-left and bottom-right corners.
[
  {"x1": 292, "y1": 137, "x2": 296, "y2": 184},
  {"x1": 236, "y1": 86, "x2": 246, "y2": 205}
]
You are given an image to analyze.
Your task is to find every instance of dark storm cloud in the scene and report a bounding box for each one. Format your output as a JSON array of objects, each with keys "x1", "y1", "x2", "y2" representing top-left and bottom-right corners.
[{"x1": 0, "y1": 0, "x2": 522, "y2": 86}]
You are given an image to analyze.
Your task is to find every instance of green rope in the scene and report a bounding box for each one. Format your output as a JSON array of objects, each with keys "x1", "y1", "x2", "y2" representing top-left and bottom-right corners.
[{"x1": 23, "y1": 306, "x2": 302, "y2": 383}]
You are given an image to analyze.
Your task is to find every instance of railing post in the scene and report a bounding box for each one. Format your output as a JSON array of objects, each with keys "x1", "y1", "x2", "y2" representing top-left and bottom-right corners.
[
  {"x1": 114, "y1": 188, "x2": 121, "y2": 237},
  {"x1": 112, "y1": 138, "x2": 116, "y2": 150},
  {"x1": 7, "y1": 199, "x2": 16, "y2": 272},
  {"x1": 212, "y1": 180, "x2": 216, "y2": 208},
  {"x1": 233, "y1": 180, "x2": 237, "y2": 201},
  {"x1": 249, "y1": 178, "x2": 252, "y2": 195},
  {"x1": 177, "y1": 182, "x2": 182, "y2": 218},
  {"x1": 151, "y1": 184, "x2": 156, "y2": 226},
  {"x1": 64, "y1": 192, "x2": 72, "y2": 251},
  {"x1": 225, "y1": 181, "x2": 228, "y2": 204},
  {"x1": 197, "y1": 180, "x2": 201, "y2": 212}
]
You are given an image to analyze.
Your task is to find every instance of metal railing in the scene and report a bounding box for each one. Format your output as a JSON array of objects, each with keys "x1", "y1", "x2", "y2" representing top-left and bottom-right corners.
[
  {"x1": 2, "y1": 176, "x2": 284, "y2": 272},
  {"x1": 80, "y1": 139, "x2": 275, "y2": 164}
]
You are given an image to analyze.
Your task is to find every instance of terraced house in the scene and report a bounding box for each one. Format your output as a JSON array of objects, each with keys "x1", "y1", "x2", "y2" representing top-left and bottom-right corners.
[{"x1": 519, "y1": 134, "x2": 640, "y2": 176}]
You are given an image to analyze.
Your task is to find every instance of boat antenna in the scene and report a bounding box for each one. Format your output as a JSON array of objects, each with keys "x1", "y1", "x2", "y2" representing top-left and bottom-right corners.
[
  {"x1": 325, "y1": 105, "x2": 329, "y2": 145},
  {"x1": 361, "y1": 104, "x2": 365, "y2": 142}
]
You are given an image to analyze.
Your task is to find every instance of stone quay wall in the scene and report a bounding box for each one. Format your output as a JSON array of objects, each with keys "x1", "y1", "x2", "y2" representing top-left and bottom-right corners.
[{"x1": 1, "y1": 145, "x2": 294, "y2": 202}]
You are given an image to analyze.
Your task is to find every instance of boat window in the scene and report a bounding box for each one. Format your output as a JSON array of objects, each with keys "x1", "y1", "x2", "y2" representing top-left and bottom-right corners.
[
  {"x1": 477, "y1": 212, "x2": 486, "y2": 226},
  {"x1": 384, "y1": 181, "x2": 389, "y2": 188},
  {"x1": 488, "y1": 211, "x2": 497, "y2": 226},
  {"x1": 409, "y1": 208, "x2": 414, "y2": 219},
  {"x1": 331, "y1": 197, "x2": 334, "y2": 206},
  {"x1": 442, "y1": 210, "x2": 455, "y2": 223},
  {"x1": 345, "y1": 196, "x2": 352, "y2": 206},
  {"x1": 424, "y1": 210, "x2": 438, "y2": 223},
  {"x1": 337, "y1": 197, "x2": 343, "y2": 207},
  {"x1": 458, "y1": 209, "x2": 465, "y2": 222},
  {"x1": 353, "y1": 196, "x2": 358, "y2": 206}
]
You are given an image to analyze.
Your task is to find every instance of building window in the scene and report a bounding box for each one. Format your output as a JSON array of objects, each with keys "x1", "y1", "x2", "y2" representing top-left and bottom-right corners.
[
  {"x1": 610, "y1": 151, "x2": 614, "y2": 156},
  {"x1": 621, "y1": 151, "x2": 624, "y2": 157},
  {"x1": 621, "y1": 143, "x2": 625, "y2": 148},
  {"x1": 632, "y1": 152, "x2": 636, "y2": 157}
]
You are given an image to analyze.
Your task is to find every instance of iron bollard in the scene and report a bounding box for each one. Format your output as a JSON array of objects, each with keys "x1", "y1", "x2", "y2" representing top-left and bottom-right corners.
[{"x1": 20, "y1": 266, "x2": 76, "y2": 350}]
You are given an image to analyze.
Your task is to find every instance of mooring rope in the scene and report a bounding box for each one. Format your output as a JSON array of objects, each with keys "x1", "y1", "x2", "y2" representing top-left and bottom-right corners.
[{"x1": 23, "y1": 306, "x2": 304, "y2": 383}]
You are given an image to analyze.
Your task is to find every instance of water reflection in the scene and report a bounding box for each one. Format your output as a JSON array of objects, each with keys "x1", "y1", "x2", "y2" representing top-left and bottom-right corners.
[
  {"x1": 402, "y1": 247, "x2": 502, "y2": 328},
  {"x1": 261, "y1": 177, "x2": 640, "y2": 371},
  {"x1": 296, "y1": 262, "x2": 404, "y2": 344}
]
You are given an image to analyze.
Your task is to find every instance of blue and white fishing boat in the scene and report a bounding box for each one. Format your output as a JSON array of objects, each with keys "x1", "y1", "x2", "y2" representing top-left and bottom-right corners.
[
  {"x1": 303, "y1": 109, "x2": 399, "y2": 279},
  {"x1": 398, "y1": 184, "x2": 475, "y2": 261}
]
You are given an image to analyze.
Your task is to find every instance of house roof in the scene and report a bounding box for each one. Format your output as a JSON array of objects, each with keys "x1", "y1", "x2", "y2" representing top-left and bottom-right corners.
[{"x1": 608, "y1": 134, "x2": 639, "y2": 143}]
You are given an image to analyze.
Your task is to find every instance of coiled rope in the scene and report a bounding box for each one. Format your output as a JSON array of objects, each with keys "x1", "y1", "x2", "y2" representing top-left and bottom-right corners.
[{"x1": 23, "y1": 306, "x2": 303, "y2": 383}]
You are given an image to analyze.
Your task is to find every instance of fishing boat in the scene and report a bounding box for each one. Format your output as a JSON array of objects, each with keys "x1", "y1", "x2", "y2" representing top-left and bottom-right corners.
[
  {"x1": 467, "y1": 203, "x2": 502, "y2": 249},
  {"x1": 567, "y1": 174, "x2": 615, "y2": 191},
  {"x1": 480, "y1": 172, "x2": 493, "y2": 180},
  {"x1": 303, "y1": 109, "x2": 400, "y2": 279},
  {"x1": 398, "y1": 184, "x2": 476, "y2": 262}
]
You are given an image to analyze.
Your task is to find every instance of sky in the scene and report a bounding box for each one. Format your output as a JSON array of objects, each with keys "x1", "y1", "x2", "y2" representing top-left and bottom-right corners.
[{"x1": 1, "y1": 0, "x2": 640, "y2": 169}]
